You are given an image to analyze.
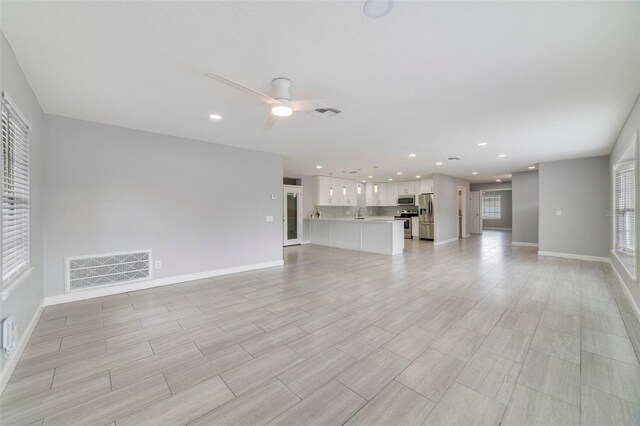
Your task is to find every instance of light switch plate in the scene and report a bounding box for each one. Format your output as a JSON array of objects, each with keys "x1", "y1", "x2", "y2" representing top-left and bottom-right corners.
[
  {"x1": 556, "y1": 210, "x2": 562, "y2": 216},
  {"x1": 266, "y1": 216, "x2": 274, "y2": 222},
  {"x1": 270, "y1": 194, "x2": 277, "y2": 200}
]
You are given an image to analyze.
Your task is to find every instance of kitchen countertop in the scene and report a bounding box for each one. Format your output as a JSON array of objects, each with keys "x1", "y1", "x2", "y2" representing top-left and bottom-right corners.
[{"x1": 304, "y1": 216, "x2": 397, "y2": 223}]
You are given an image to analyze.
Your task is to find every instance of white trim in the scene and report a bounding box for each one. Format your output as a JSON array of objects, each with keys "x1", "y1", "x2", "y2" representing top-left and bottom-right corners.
[
  {"x1": 537, "y1": 250, "x2": 610, "y2": 263},
  {"x1": 1, "y1": 91, "x2": 32, "y2": 130},
  {"x1": 611, "y1": 250, "x2": 636, "y2": 281},
  {"x1": 0, "y1": 300, "x2": 43, "y2": 395},
  {"x1": 609, "y1": 257, "x2": 640, "y2": 321},
  {"x1": 0, "y1": 267, "x2": 34, "y2": 301},
  {"x1": 483, "y1": 227, "x2": 512, "y2": 230},
  {"x1": 512, "y1": 241, "x2": 539, "y2": 247},
  {"x1": 45, "y1": 259, "x2": 284, "y2": 306},
  {"x1": 434, "y1": 237, "x2": 459, "y2": 246}
]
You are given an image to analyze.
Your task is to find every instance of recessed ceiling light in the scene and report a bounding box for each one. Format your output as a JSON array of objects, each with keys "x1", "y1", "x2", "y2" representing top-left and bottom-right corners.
[
  {"x1": 416, "y1": 175, "x2": 421, "y2": 178},
  {"x1": 209, "y1": 114, "x2": 222, "y2": 120},
  {"x1": 388, "y1": 178, "x2": 393, "y2": 181},
  {"x1": 472, "y1": 172, "x2": 478, "y2": 175},
  {"x1": 496, "y1": 179, "x2": 502, "y2": 182},
  {"x1": 528, "y1": 166, "x2": 536, "y2": 169},
  {"x1": 368, "y1": 175, "x2": 373, "y2": 178},
  {"x1": 362, "y1": 180, "x2": 367, "y2": 183},
  {"x1": 478, "y1": 142, "x2": 488, "y2": 146},
  {"x1": 497, "y1": 154, "x2": 506, "y2": 158},
  {"x1": 363, "y1": 0, "x2": 394, "y2": 19},
  {"x1": 435, "y1": 162, "x2": 443, "y2": 166},
  {"x1": 409, "y1": 154, "x2": 416, "y2": 158},
  {"x1": 396, "y1": 172, "x2": 402, "y2": 175},
  {"x1": 316, "y1": 165, "x2": 323, "y2": 169}
]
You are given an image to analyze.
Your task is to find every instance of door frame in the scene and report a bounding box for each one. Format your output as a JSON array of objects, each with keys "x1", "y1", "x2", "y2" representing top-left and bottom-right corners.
[
  {"x1": 468, "y1": 190, "x2": 482, "y2": 234},
  {"x1": 457, "y1": 186, "x2": 468, "y2": 238},
  {"x1": 283, "y1": 185, "x2": 303, "y2": 246}
]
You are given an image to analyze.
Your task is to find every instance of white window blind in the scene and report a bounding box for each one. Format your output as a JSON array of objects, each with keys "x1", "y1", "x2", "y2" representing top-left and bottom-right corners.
[
  {"x1": 482, "y1": 194, "x2": 501, "y2": 219},
  {"x1": 2, "y1": 96, "x2": 30, "y2": 286},
  {"x1": 615, "y1": 166, "x2": 635, "y2": 254}
]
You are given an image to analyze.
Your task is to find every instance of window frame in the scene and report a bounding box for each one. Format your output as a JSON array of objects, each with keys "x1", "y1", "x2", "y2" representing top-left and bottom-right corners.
[
  {"x1": 1, "y1": 92, "x2": 32, "y2": 296},
  {"x1": 481, "y1": 193, "x2": 502, "y2": 220}
]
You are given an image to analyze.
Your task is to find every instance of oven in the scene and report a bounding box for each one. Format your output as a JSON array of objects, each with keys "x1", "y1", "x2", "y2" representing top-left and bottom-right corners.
[{"x1": 394, "y1": 216, "x2": 412, "y2": 239}]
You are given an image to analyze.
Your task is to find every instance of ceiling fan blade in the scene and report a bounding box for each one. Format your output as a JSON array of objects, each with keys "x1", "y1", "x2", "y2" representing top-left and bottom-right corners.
[
  {"x1": 262, "y1": 114, "x2": 278, "y2": 131},
  {"x1": 205, "y1": 72, "x2": 278, "y2": 105}
]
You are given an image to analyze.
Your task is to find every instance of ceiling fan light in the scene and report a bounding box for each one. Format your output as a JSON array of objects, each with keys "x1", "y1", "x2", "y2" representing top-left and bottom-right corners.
[{"x1": 272, "y1": 105, "x2": 293, "y2": 117}]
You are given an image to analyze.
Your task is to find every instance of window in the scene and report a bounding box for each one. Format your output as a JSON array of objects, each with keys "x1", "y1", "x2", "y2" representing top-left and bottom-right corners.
[
  {"x1": 482, "y1": 193, "x2": 501, "y2": 219},
  {"x1": 614, "y1": 162, "x2": 635, "y2": 275},
  {"x1": 2, "y1": 95, "x2": 30, "y2": 287}
]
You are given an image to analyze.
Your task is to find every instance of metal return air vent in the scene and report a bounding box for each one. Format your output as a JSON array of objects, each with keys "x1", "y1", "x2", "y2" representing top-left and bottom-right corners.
[
  {"x1": 65, "y1": 250, "x2": 152, "y2": 291},
  {"x1": 310, "y1": 108, "x2": 341, "y2": 118}
]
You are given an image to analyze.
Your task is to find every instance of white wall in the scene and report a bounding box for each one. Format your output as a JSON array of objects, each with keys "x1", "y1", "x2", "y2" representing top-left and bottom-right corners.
[
  {"x1": 538, "y1": 156, "x2": 610, "y2": 258},
  {"x1": 43, "y1": 115, "x2": 284, "y2": 299},
  {"x1": 433, "y1": 174, "x2": 470, "y2": 244},
  {"x1": 0, "y1": 33, "x2": 45, "y2": 389},
  {"x1": 512, "y1": 171, "x2": 539, "y2": 244}
]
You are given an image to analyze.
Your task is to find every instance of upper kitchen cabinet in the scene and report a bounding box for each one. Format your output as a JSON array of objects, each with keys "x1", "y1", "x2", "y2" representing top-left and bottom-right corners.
[
  {"x1": 313, "y1": 176, "x2": 358, "y2": 206},
  {"x1": 420, "y1": 178, "x2": 434, "y2": 194},
  {"x1": 398, "y1": 181, "x2": 415, "y2": 195},
  {"x1": 387, "y1": 182, "x2": 399, "y2": 206}
]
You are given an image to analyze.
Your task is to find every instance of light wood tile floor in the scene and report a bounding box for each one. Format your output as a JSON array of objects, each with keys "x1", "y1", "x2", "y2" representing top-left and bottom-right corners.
[{"x1": 3, "y1": 231, "x2": 640, "y2": 425}]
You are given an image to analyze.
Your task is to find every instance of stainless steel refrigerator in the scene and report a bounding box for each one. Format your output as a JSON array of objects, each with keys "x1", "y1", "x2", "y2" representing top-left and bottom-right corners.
[{"x1": 419, "y1": 193, "x2": 434, "y2": 240}]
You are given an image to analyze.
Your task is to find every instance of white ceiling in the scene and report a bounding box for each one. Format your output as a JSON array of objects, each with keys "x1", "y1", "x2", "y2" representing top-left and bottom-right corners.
[{"x1": 3, "y1": 1, "x2": 639, "y2": 183}]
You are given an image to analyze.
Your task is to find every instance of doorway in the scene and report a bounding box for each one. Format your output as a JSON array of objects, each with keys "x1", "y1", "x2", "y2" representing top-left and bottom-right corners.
[
  {"x1": 457, "y1": 186, "x2": 467, "y2": 238},
  {"x1": 468, "y1": 191, "x2": 482, "y2": 234},
  {"x1": 283, "y1": 185, "x2": 302, "y2": 246}
]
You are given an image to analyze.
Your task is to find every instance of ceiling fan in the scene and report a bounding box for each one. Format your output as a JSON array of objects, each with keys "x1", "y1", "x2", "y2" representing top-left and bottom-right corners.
[{"x1": 205, "y1": 72, "x2": 338, "y2": 130}]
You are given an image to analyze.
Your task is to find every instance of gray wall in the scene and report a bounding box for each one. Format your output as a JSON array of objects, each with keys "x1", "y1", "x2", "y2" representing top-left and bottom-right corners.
[
  {"x1": 0, "y1": 34, "x2": 45, "y2": 384},
  {"x1": 470, "y1": 181, "x2": 512, "y2": 191},
  {"x1": 433, "y1": 174, "x2": 470, "y2": 243},
  {"x1": 481, "y1": 190, "x2": 512, "y2": 229},
  {"x1": 512, "y1": 171, "x2": 539, "y2": 244},
  {"x1": 539, "y1": 156, "x2": 610, "y2": 258},
  {"x1": 609, "y1": 93, "x2": 640, "y2": 310},
  {"x1": 43, "y1": 116, "x2": 283, "y2": 298}
]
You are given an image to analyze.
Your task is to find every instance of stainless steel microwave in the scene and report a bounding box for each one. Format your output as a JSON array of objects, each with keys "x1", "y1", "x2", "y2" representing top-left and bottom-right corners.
[{"x1": 397, "y1": 196, "x2": 415, "y2": 206}]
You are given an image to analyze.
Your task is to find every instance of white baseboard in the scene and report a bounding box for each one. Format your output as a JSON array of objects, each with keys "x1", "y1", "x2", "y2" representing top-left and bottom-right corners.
[
  {"x1": 610, "y1": 259, "x2": 640, "y2": 322},
  {"x1": 537, "y1": 250, "x2": 610, "y2": 263},
  {"x1": 512, "y1": 241, "x2": 539, "y2": 247},
  {"x1": 0, "y1": 300, "x2": 44, "y2": 395},
  {"x1": 44, "y1": 259, "x2": 284, "y2": 306},
  {"x1": 483, "y1": 227, "x2": 512, "y2": 230},
  {"x1": 434, "y1": 237, "x2": 459, "y2": 246}
]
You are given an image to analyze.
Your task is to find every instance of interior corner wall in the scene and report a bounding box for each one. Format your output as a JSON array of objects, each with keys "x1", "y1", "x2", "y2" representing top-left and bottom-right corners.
[
  {"x1": 43, "y1": 115, "x2": 284, "y2": 300},
  {"x1": 433, "y1": 173, "x2": 470, "y2": 243},
  {"x1": 512, "y1": 171, "x2": 539, "y2": 244},
  {"x1": 538, "y1": 156, "x2": 610, "y2": 258},
  {"x1": 0, "y1": 33, "x2": 45, "y2": 389}
]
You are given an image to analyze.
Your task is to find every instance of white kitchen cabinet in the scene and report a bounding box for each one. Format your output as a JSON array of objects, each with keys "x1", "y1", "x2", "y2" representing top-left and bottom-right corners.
[
  {"x1": 411, "y1": 217, "x2": 419, "y2": 237},
  {"x1": 346, "y1": 180, "x2": 358, "y2": 206},
  {"x1": 398, "y1": 181, "x2": 415, "y2": 196},
  {"x1": 376, "y1": 182, "x2": 387, "y2": 206},
  {"x1": 313, "y1": 176, "x2": 332, "y2": 205},
  {"x1": 387, "y1": 182, "x2": 398, "y2": 206},
  {"x1": 420, "y1": 178, "x2": 434, "y2": 194}
]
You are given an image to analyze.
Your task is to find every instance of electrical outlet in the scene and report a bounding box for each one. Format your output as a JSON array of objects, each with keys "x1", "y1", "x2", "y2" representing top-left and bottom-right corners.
[
  {"x1": 2, "y1": 316, "x2": 17, "y2": 356},
  {"x1": 155, "y1": 260, "x2": 162, "y2": 269}
]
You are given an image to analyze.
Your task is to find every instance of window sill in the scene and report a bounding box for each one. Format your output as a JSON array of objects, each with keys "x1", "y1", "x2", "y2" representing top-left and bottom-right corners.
[
  {"x1": 612, "y1": 250, "x2": 636, "y2": 281},
  {"x1": 1, "y1": 267, "x2": 34, "y2": 301}
]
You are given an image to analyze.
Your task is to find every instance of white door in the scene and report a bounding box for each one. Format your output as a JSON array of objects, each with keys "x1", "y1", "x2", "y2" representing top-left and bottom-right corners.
[
  {"x1": 468, "y1": 191, "x2": 481, "y2": 234},
  {"x1": 284, "y1": 185, "x2": 303, "y2": 246}
]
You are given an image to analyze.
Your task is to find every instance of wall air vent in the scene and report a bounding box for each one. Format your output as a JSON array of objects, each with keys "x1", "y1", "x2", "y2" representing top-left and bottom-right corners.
[
  {"x1": 65, "y1": 250, "x2": 152, "y2": 292},
  {"x1": 310, "y1": 108, "x2": 341, "y2": 119},
  {"x1": 447, "y1": 157, "x2": 461, "y2": 161}
]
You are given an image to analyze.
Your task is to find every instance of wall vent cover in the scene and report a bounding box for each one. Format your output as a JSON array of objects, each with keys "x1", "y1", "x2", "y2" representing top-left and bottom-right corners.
[
  {"x1": 65, "y1": 250, "x2": 152, "y2": 292},
  {"x1": 310, "y1": 108, "x2": 341, "y2": 119}
]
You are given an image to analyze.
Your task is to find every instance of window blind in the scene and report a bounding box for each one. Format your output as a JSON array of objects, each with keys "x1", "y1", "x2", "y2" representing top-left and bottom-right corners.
[
  {"x1": 615, "y1": 167, "x2": 635, "y2": 254},
  {"x1": 482, "y1": 194, "x2": 501, "y2": 219},
  {"x1": 2, "y1": 96, "x2": 30, "y2": 285}
]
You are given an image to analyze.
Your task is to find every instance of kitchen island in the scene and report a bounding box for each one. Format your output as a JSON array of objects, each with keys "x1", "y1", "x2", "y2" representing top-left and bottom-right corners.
[{"x1": 305, "y1": 218, "x2": 404, "y2": 255}]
